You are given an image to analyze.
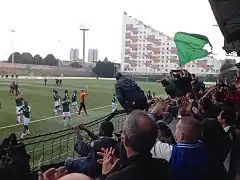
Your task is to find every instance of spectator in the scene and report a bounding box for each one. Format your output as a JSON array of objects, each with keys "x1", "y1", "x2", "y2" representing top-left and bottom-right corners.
[
  {"x1": 96, "y1": 110, "x2": 172, "y2": 180},
  {"x1": 201, "y1": 119, "x2": 231, "y2": 180},
  {"x1": 198, "y1": 97, "x2": 219, "y2": 120},
  {"x1": 151, "y1": 116, "x2": 208, "y2": 180},
  {"x1": 218, "y1": 109, "x2": 240, "y2": 180},
  {"x1": 65, "y1": 121, "x2": 118, "y2": 178},
  {"x1": 38, "y1": 167, "x2": 68, "y2": 180},
  {"x1": 160, "y1": 79, "x2": 182, "y2": 99},
  {"x1": 172, "y1": 70, "x2": 192, "y2": 96},
  {"x1": 58, "y1": 173, "x2": 91, "y2": 180},
  {"x1": 38, "y1": 168, "x2": 91, "y2": 180},
  {"x1": 156, "y1": 121, "x2": 176, "y2": 145},
  {"x1": 115, "y1": 72, "x2": 148, "y2": 112}
]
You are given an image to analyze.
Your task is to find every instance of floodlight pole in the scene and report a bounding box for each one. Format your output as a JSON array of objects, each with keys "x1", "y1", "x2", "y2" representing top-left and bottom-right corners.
[
  {"x1": 80, "y1": 28, "x2": 89, "y2": 62},
  {"x1": 10, "y1": 29, "x2": 15, "y2": 64}
]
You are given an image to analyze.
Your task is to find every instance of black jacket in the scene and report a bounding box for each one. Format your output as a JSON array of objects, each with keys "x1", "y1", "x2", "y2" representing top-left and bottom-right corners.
[
  {"x1": 96, "y1": 154, "x2": 172, "y2": 180},
  {"x1": 115, "y1": 76, "x2": 148, "y2": 111}
]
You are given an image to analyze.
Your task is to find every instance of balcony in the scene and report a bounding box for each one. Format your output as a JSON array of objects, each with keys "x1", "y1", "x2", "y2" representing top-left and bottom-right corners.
[{"x1": 170, "y1": 47, "x2": 178, "y2": 54}]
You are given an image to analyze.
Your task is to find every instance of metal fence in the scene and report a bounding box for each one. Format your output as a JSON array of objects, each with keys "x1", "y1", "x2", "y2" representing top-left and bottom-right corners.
[{"x1": 20, "y1": 110, "x2": 127, "y2": 171}]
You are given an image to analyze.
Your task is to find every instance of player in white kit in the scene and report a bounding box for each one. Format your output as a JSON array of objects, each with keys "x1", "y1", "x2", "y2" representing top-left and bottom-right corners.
[
  {"x1": 20, "y1": 101, "x2": 31, "y2": 138},
  {"x1": 71, "y1": 89, "x2": 78, "y2": 112},
  {"x1": 53, "y1": 90, "x2": 61, "y2": 115},
  {"x1": 15, "y1": 92, "x2": 23, "y2": 124},
  {"x1": 112, "y1": 94, "x2": 117, "y2": 112}
]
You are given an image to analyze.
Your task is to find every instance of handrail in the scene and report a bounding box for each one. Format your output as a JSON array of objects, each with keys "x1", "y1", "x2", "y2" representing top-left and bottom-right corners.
[{"x1": 20, "y1": 110, "x2": 127, "y2": 170}]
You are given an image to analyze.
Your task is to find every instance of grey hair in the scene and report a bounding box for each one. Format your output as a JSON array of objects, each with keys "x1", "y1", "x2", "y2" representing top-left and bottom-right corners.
[{"x1": 123, "y1": 110, "x2": 158, "y2": 153}]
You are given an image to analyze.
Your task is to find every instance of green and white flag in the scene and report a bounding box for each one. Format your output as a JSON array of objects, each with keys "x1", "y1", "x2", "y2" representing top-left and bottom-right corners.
[{"x1": 174, "y1": 32, "x2": 213, "y2": 65}]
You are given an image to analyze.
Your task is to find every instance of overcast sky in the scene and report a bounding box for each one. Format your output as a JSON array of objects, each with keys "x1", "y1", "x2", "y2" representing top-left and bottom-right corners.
[{"x1": 0, "y1": 0, "x2": 226, "y2": 62}]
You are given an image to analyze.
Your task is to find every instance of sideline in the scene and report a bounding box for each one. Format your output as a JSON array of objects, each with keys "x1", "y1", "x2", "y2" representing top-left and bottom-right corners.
[{"x1": 0, "y1": 105, "x2": 111, "y2": 130}]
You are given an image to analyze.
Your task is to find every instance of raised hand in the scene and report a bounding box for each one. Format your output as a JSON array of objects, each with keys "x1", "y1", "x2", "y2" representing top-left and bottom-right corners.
[
  {"x1": 97, "y1": 147, "x2": 119, "y2": 175},
  {"x1": 38, "y1": 167, "x2": 67, "y2": 180}
]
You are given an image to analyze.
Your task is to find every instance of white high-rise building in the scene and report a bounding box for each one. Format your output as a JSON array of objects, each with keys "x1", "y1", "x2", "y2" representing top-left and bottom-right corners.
[
  {"x1": 70, "y1": 48, "x2": 79, "y2": 61},
  {"x1": 121, "y1": 12, "x2": 179, "y2": 74},
  {"x1": 121, "y1": 12, "x2": 223, "y2": 75},
  {"x1": 88, "y1": 49, "x2": 98, "y2": 62}
]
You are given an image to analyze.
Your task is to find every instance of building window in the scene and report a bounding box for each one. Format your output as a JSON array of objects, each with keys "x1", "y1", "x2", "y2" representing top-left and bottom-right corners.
[
  {"x1": 167, "y1": 47, "x2": 169, "y2": 50},
  {"x1": 187, "y1": 65, "x2": 190, "y2": 67},
  {"x1": 165, "y1": 65, "x2": 168, "y2": 67},
  {"x1": 192, "y1": 65, "x2": 194, "y2": 67},
  {"x1": 167, "y1": 43, "x2": 169, "y2": 45},
  {"x1": 163, "y1": 43, "x2": 165, "y2": 45}
]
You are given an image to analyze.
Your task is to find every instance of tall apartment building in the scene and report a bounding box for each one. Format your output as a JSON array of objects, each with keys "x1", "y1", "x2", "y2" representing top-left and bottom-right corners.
[
  {"x1": 121, "y1": 12, "x2": 179, "y2": 74},
  {"x1": 121, "y1": 12, "x2": 223, "y2": 75},
  {"x1": 88, "y1": 49, "x2": 98, "y2": 62},
  {"x1": 70, "y1": 48, "x2": 79, "y2": 61}
]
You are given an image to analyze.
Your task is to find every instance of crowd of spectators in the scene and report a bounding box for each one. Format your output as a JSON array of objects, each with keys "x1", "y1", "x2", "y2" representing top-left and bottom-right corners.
[{"x1": 36, "y1": 69, "x2": 240, "y2": 180}]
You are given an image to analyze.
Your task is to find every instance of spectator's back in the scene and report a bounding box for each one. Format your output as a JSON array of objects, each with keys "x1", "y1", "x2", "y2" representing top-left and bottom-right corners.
[
  {"x1": 169, "y1": 142, "x2": 207, "y2": 180},
  {"x1": 115, "y1": 74, "x2": 148, "y2": 111},
  {"x1": 106, "y1": 155, "x2": 172, "y2": 180}
]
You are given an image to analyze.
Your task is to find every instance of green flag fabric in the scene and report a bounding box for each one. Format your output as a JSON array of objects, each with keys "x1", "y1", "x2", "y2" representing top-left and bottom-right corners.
[{"x1": 174, "y1": 32, "x2": 213, "y2": 65}]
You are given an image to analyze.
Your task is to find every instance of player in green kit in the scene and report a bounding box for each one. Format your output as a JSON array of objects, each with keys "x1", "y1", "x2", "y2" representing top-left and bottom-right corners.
[
  {"x1": 62, "y1": 96, "x2": 71, "y2": 127},
  {"x1": 20, "y1": 101, "x2": 31, "y2": 138},
  {"x1": 16, "y1": 92, "x2": 24, "y2": 124},
  {"x1": 71, "y1": 89, "x2": 78, "y2": 112}
]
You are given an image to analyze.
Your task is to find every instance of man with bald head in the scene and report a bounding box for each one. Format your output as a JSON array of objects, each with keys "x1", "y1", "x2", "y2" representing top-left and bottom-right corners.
[
  {"x1": 58, "y1": 173, "x2": 91, "y2": 180},
  {"x1": 152, "y1": 116, "x2": 208, "y2": 180},
  {"x1": 97, "y1": 110, "x2": 172, "y2": 180}
]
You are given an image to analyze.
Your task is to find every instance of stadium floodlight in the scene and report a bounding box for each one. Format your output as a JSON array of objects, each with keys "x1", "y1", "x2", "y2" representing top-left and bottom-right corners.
[{"x1": 80, "y1": 25, "x2": 89, "y2": 63}]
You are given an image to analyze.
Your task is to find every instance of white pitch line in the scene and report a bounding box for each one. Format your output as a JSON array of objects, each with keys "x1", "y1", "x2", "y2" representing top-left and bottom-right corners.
[{"x1": 0, "y1": 105, "x2": 111, "y2": 130}]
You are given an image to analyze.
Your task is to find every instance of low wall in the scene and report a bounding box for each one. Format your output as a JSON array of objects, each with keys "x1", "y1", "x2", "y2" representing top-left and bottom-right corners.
[
  {"x1": 0, "y1": 62, "x2": 93, "y2": 77},
  {"x1": 6, "y1": 76, "x2": 215, "y2": 85}
]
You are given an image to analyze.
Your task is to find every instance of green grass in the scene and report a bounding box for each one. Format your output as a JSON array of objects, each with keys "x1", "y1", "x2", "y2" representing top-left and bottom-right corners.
[{"x1": 0, "y1": 78, "x2": 165, "y2": 139}]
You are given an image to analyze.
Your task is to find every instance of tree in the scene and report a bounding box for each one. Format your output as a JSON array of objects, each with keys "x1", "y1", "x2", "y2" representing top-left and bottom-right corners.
[
  {"x1": 70, "y1": 62, "x2": 82, "y2": 68},
  {"x1": 43, "y1": 54, "x2": 58, "y2": 66},
  {"x1": 33, "y1": 54, "x2": 43, "y2": 65},
  {"x1": 93, "y1": 58, "x2": 115, "y2": 78},
  {"x1": 21, "y1": 52, "x2": 33, "y2": 64},
  {"x1": 7, "y1": 52, "x2": 60, "y2": 66},
  {"x1": 7, "y1": 52, "x2": 22, "y2": 63}
]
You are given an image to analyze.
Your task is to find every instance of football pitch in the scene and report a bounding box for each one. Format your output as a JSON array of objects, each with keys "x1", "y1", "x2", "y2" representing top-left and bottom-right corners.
[{"x1": 0, "y1": 78, "x2": 165, "y2": 139}]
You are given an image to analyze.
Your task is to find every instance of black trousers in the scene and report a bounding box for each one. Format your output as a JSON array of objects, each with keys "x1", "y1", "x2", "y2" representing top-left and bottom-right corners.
[{"x1": 79, "y1": 102, "x2": 86, "y2": 111}]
